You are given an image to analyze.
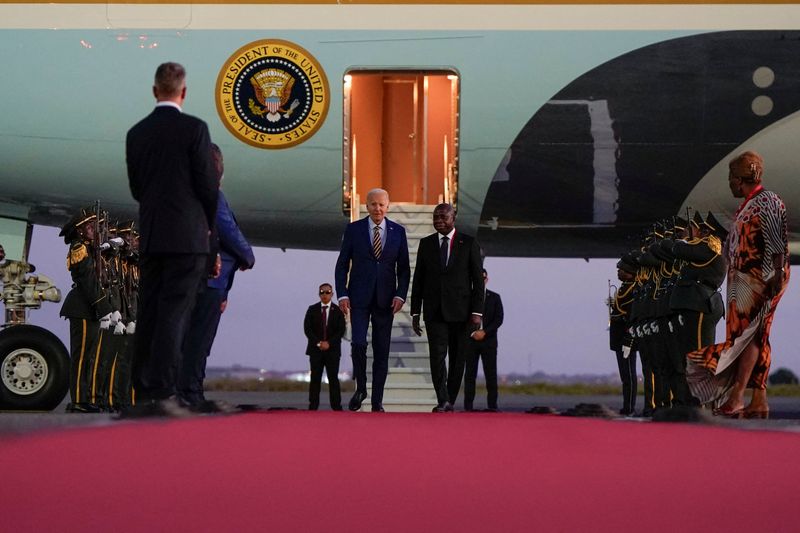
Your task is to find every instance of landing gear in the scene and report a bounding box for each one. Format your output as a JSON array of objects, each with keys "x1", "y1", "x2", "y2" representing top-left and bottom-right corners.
[{"x1": 0, "y1": 324, "x2": 69, "y2": 410}]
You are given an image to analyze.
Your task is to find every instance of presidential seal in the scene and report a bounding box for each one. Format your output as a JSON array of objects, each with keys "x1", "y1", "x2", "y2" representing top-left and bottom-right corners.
[{"x1": 215, "y1": 39, "x2": 329, "y2": 149}]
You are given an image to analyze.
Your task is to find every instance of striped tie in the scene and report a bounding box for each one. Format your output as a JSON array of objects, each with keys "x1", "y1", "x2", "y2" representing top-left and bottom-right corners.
[{"x1": 373, "y1": 225, "x2": 382, "y2": 258}]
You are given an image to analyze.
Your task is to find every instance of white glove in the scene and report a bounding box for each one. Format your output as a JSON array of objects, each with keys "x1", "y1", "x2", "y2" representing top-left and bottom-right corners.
[
  {"x1": 110, "y1": 310, "x2": 122, "y2": 325},
  {"x1": 622, "y1": 345, "x2": 631, "y2": 359},
  {"x1": 113, "y1": 322, "x2": 125, "y2": 335},
  {"x1": 99, "y1": 313, "x2": 112, "y2": 330},
  {"x1": 125, "y1": 321, "x2": 136, "y2": 335}
]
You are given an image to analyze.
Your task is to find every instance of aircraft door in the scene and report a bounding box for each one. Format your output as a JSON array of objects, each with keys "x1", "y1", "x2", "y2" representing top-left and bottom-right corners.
[{"x1": 344, "y1": 70, "x2": 459, "y2": 218}]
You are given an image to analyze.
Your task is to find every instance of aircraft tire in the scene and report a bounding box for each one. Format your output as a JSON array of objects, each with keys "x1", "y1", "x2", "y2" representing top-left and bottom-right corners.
[{"x1": 0, "y1": 325, "x2": 69, "y2": 410}]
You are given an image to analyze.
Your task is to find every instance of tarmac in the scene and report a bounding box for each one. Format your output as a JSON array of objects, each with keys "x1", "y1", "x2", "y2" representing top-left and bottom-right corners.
[{"x1": 1, "y1": 391, "x2": 799, "y2": 436}]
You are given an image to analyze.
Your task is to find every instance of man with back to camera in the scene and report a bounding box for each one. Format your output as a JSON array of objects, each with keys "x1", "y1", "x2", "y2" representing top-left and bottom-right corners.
[
  {"x1": 463, "y1": 268, "x2": 503, "y2": 412},
  {"x1": 304, "y1": 283, "x2": 346, "y2": 410},
  {"x1": 125, "y1": 62, "x2": 218, "y2": 416},
  {"x1": 179, "y1": 143, "x2": 255, "y2": 412},
  {"x1": 334, "y1": 188, "x2": 410, "y2": 412},
  {"x1": 411, "y1": 203, "x2": 484, "y2": 412}
]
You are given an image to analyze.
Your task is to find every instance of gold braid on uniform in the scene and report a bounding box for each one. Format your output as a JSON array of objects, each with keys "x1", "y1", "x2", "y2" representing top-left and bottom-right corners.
[
  {"x1": 690, "y1": 235, "x2": 722, "y2": 268},
  {"x1": 613, "y1": 282, "x2": 635, "y2": 315},
  {"x1": 67, "y1": 243, "x2": 88, "y2": 269}
]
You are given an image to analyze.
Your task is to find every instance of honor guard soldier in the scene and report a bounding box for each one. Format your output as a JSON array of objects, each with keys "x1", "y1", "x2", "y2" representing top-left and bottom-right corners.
[
  {"x1": 59, "y1": 207, "x2": 113, "y2": 413},
  {"x1": 610, "y1": 253, "x2": 639, "y2": 416},
  {"x1": 111, "y1": 220, "x2": 139, "y2": 409},
  {"x1": 90, "y1": 215, "x2": 127, "y2": 410},
  {"x1": 648, "y1": 217, "x2": 690, "y2": 408},
  {"x1": 637, "y1": 223, "x2": 673, "y2": 413},
  {"x1": 630, "y1": 234, "x2": 656, "y2": 417},
  {"x1": 662, "y1": 211, "x2": 727, "y2": 405}
]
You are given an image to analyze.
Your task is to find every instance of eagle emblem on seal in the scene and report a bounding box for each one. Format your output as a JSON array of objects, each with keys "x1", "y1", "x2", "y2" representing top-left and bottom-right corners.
[{"x1": 248, "y1": 68, "x2": 301, "y2": 123}]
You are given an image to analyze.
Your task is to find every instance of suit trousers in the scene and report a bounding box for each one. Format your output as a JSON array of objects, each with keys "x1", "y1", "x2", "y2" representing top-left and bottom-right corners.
[
  {"x1": 425, "y1": 320, "x2": 467, "y2": 405},
  {"x1": 178, "y1": 286, "x2": 227, "y2": 404},
  {"x1": 350, "y1": 299, "x2": 393, "y2": 408},
  {"x1": 309, "y1": 352, "x2": 342, "y2": 409},
  {"x1": 463, "y1": 340, "x2": 498, "y2": 409},
  {"x1": 133, "y1": 253, "x2": 207, "y2": 401}
]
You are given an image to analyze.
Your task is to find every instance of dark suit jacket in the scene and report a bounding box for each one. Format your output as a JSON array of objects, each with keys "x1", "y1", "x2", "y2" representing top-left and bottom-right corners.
[
  {"x1": 208, "y1": 191, "x2": 255, "y2": 292},
  {"x1": 334, "y1": 216, "x2": 410, "y2": 309},
  {"x1": 126, "y1": 105, "x2": 218, "y2": 255},
  {"x1": 304, "y1": 302, "x2": 346, "y2": 356},
  {"x1": 473, "y1": 289, "x2": 503, "y2": 349},
  {"x1": 411, "y1": 230, "x2": 484, "y2": 322}
]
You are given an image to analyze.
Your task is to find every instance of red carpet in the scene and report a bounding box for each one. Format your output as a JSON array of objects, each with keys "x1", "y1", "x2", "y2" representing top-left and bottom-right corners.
[{"x1": 2, "y1": 412, "x2": 798, "y2": 532}]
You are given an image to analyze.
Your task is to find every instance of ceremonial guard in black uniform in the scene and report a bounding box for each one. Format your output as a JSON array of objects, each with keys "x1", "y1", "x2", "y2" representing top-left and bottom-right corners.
[
  {"x1": 91, "y1": 217, "x2": 126, "y2": 410},
  {"x1": 59, "y1": 207, "x2": 112, "y2": 413},
  {"x1": 631, "y1": 230, "x2": 660, "y2": 416},
  {"x1": 111, "y1": 221, "x2": 139, "y2": 410},
  {"x1": 609, "y1": 254, "x2": 638, "y2": 416},
  {"x1": 661, "y1": 212, "x2": 726, "y2": 405}
]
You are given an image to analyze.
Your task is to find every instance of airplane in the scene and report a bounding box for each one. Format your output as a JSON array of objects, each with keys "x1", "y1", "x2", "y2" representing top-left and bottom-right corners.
[{"x1": 1, "y1": 0, "x2": 799, "y2": 410}]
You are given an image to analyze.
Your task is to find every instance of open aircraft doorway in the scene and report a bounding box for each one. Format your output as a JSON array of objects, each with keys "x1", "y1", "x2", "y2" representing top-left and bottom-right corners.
[{"x1": 343, "y1": 69, "x2": 460, "y2": 218}]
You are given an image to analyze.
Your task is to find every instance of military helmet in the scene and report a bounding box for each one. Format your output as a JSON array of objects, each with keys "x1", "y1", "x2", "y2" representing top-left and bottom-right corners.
[
  {"x1": 690, "y1": 211, "x2": 704, "y2": 229},
  {"x1": 58, "y1": 207, "x2": 98, "y2": 241},
  {"x1": 616, "y1": 252, "x2": 639, "y2": 274},
  {"x1": 115, "y1": 220, "x2": 137, "y2": 235},
  {"x1": 704, "y1": 211, "x2": 729, "y2": 240},
  {"x1": 673, "y1": 216, "x2": 688, "y2": 232}
]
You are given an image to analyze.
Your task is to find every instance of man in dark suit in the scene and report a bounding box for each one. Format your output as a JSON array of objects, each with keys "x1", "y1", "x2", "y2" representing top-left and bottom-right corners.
[
  {"x1": 463, "y1": 269, "x2": 504, "y2": 412},
  {"x1": 178, "y1": 143, "x2": 255, "y2": 411},
  {"x1": 335, "y1": 188, "x2": 410, "y2": 412},
  {"x1": 304, "y1": 283, "x2": 346, "y2": 410},
  {"x1": 411, "y1": 203, "x2": 484, "y2": 412},
  {"x1": 125, "y1": 62, "x2": 217, "y2": 414}
]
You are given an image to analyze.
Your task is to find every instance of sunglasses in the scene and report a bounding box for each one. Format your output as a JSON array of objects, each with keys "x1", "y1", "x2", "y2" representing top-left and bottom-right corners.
[{"x1": 319, "y1": 290, "x2": 332, "y2": 295}]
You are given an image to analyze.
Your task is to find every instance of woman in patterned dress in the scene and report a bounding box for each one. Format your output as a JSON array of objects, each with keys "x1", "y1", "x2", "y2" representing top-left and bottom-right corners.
[{"x1": 686, "y1": 151, "x2": 789, "y2": 417}]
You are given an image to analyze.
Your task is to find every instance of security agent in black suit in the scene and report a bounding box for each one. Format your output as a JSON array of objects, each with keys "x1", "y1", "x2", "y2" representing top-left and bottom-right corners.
[
  {"x1": 411, "y1": 203, "x2": 484, "y2": 412},
  {"x1": 463, "y1": 269, "x2": 504, "y2": 412},
  {"x1": 304, "y1": 283, "x2": 346, "y2": 410},
  {"x1": 125, "y1": 62, "x2": 217, "y2": 414}
]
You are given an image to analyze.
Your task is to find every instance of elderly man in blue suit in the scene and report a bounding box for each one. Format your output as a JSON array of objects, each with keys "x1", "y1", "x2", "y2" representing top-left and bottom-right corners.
[
  {"x1": 335, "y1": 188, "x2": 410, "y2": 412},
  {"x1": 178, "y1": 143, "x2": 255, "y2": 411}
]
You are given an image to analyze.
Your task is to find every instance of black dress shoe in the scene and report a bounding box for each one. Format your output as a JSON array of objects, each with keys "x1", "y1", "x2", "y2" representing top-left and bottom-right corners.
[
  {"x1": 348, "y1": 390, "x2": 368, "y2": 411},
  {"x1": 66, "y1": 402, "x2": 102, "y2": 413},
  {"x1": 308, "y1": 404, "x2": 319, "y2": 411},
  {"x1": 464, "y1": 404, "x2": 474, "y2": 412},
  {"x1": 371, "y1": 405, "x2": 385, "y2": 412},
  {"x1": 118, "y1": 396, "x2": 192, "y2": 419},
  {"x1": 432, "y1": 402, "x2": 454, "y2": 413},
  {"x1": 332, "y1": 406, "x2": 343, "y2": 411},
  {"x1": 190, "y1": 400, "x2": 236, "y2": 414}
]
